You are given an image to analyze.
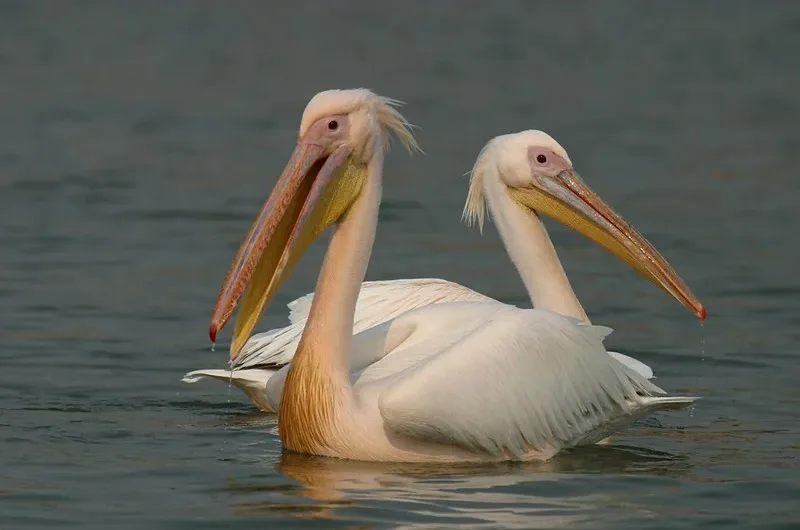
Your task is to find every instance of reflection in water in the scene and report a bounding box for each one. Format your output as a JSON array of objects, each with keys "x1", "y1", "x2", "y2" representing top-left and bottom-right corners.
[{"x1": 223, "y1": 444, "x2": 693, "y2": 528}]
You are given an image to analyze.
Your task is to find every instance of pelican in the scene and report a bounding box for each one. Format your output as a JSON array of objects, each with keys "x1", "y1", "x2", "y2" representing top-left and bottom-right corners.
[{"x1": 195, "y1": 88, "x2": 704, "y2": 462}]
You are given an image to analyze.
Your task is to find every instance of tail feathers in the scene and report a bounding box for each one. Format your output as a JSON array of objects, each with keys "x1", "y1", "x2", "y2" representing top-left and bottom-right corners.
[
  {"x1": 181, "y1": 368, "x2": 276, "y2": 413},
  {"x1": 637, "y1": 395, "x2": 698, "y2": 412},
  {"x1": 574, "y1": 395, "x2": 698, "y2": 447},
  {"x1": 624, "y1": 395, "x2": 699, "y2": 430}
]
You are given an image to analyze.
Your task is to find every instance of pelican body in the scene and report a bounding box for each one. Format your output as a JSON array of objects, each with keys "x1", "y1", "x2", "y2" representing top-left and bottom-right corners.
[{"x1": 197, "y1": 89, "x2": 704, "y2": 462}]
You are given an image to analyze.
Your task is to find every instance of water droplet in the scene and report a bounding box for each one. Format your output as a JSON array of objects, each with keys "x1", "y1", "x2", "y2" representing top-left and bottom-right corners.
[
  {"x1": 699, "y1": 320, "x2": 706, "y2": 362},
  {"x1": 220, "y1": 366, "x2": 234, "y2": 451}
]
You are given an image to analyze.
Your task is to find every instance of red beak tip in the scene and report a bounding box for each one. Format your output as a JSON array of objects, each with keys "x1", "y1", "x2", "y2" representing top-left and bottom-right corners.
[
  {"x1": 208, "y1": 324, "x2": 218, "y2": 343},
  {"x1": 698, "y1": 306, "x2": 707, "y2": 321}
]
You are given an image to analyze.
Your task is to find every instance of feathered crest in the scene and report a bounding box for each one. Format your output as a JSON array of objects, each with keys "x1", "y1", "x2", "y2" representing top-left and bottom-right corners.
[
  {"x1": 374, "y1": 95, "x2": 422, "y2": 156},
  {"x1": 461, "y1": 139, "x2": 495, "y2": 233},
  {"x1": 300, "y1": 88, "x2": 422, "y2": 158}
]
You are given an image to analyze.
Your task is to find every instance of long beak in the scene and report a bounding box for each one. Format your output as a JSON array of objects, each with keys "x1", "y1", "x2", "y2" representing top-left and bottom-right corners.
[
  {"x1": 210, "y1": 143, "x2": 359, "y2": 359},
  {"x1": 509, "y1": 170, "x2": 706, "y2": 320}
]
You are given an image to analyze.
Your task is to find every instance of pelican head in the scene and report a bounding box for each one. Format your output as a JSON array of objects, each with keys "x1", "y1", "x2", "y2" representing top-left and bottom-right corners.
[
  {"x1": 464, "y1": 130, "x2": 705, "y2": 320},
  {"x1": 210, "y1": 89, "x2": 418, "y2": 357}
]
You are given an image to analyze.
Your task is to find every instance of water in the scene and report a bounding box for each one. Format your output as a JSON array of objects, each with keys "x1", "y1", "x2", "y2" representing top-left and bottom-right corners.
[{"x1": 2, "y1": 2, "x2": 799, "y2": 528}]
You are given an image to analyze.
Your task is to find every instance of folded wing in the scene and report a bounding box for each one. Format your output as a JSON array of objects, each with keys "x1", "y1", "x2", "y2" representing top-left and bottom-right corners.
[{"x1": 373, "y1": 308, "x2": 689, "y2": 458}]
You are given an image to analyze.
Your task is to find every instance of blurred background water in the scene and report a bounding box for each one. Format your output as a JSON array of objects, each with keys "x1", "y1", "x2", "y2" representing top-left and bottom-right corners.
[{"x1": 1, "y1": 1, "x2": 799, "y2": 528}]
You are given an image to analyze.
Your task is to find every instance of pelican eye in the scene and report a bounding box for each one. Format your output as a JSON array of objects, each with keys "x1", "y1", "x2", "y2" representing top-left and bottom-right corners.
[
  {"x1": 328, "y1": 120, "x2": 339, "y2": 131},
  {"x1": 536, "y1": 154, "x2": 547, "y2": 164}
]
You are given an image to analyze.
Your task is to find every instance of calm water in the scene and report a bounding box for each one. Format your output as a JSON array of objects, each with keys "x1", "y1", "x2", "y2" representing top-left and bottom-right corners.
[{"x1": 2, "y1": 2, "x2": 799, "y2": 528}]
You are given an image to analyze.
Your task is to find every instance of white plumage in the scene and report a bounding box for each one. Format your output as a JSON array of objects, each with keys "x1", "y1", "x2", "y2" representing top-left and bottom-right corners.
[
  {"x1": 183, "y1": 279, "x2": 655, "y2": 412},
  {"x1": 368, "y1": 306, "x2": 680, "y2": 458},
  {"x1": 240, "y1": 278, "x2": 491, "y2": 368},
  {"x1": 248, "y1": 300, "x2": 688, "y2": 461},
  {"x1": 182, "y1": 279, "x2": 492, "y2": 410},
  {"x1": 367, "y1": 304, "x2": 681, "y2": 458}
]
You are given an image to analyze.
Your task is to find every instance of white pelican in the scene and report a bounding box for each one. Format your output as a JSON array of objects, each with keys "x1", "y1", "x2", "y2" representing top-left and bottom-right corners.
[{"x1": 193, "y1": 88, "x2": 705, "y2": 463}]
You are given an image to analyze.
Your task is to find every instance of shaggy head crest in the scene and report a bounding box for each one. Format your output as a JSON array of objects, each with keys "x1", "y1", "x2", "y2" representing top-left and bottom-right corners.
[
  {"x1": 299, "y1": 88, "x2": 421, "y2": 158},
  {"x1": 462, "y1": 130, "x2": 571, "y2": 233}
]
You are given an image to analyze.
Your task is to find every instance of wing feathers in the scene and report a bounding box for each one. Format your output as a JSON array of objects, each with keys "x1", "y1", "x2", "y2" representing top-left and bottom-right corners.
[
  {"x1": 234, "y1": 279, "x2": 492, "y2": 370},
  {"x1": 181, "y1": 368, "x2": 276, "y2": 412},
  {"x1": 377, "y1": 308, "x2": 673, "y2": 457}
]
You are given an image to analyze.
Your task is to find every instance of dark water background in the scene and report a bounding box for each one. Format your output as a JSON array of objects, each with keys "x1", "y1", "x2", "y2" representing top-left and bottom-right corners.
[{"x1": 2, "y1": 1, "x2": 799, "y2": 528}]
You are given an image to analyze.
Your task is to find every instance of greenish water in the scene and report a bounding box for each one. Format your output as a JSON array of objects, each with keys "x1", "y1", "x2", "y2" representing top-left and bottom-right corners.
[{"x1": 2, "y1": 2, "x2": 798, "y2": 528}]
